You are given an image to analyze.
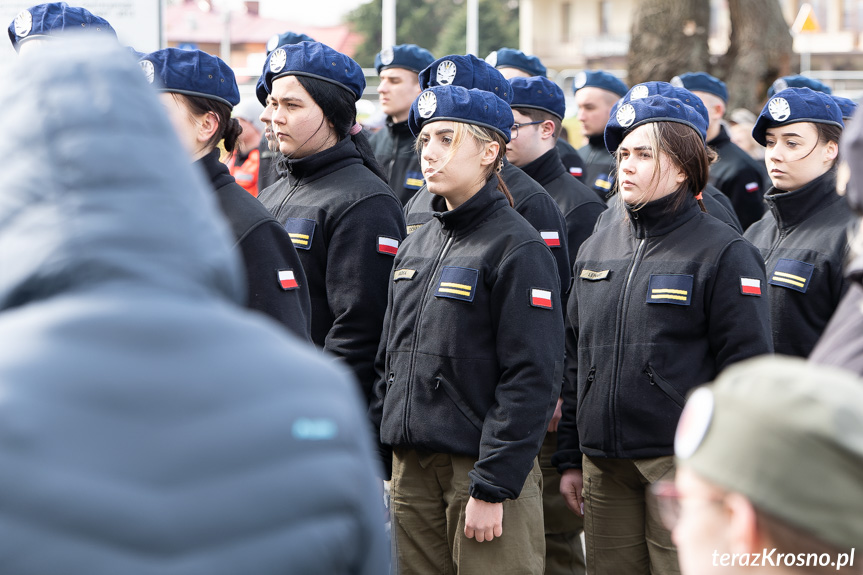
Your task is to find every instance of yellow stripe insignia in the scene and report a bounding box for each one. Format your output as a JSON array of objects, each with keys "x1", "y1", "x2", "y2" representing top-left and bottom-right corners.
[
  {"x1": 283, "y1": 217, "x2": 316, "y2": 251},
  {"x1": 769, "y1": 258, "x2": 814, "y2": 293},
  {"x1": 435, "y1": 266, "x2": 479, "y2": 303},
  {"x1": 646, "y1": 274, "x2": 693, "y2": 306}
]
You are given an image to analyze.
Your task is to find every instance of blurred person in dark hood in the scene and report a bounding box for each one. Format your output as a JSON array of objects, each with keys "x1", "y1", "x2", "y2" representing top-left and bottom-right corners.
[{"x1": 0, "y1": 37, "x2": 389, "y2": 575}]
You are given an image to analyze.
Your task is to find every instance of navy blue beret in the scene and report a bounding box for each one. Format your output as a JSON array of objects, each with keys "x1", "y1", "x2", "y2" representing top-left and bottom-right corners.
[
  {"x1": 768, "y1": 75, "x2": 832, "y2": 97},
  {"x1": 408, "y1": 85, "x2": 514, "y2": 143},
  {"x1": 140, "y1": 48, "x2": 240, "y2": 108},
  {"x1": 419, "y1": 54, "x2": 513, "y2": 104},
  {"x1": 671, "y1": 72, "x2": 728, "y2": 103},
  {"x1": 9, "y1": 2, "x2": 115, "y2": 51},
  {"x1": 604, "y1": 94, "x2": 708, "y2": 153},
  {"x1": 262, "y1": 41, "x2": 365, "y2": 102},
  {"x1": 573, "y1": 70, "x2": 628, "y2": 97},
  {"x1": 486, "y1": 48, "x2": 546, "y2": 77},
  {"x1": 266, "y1": 30, "x2": 314, "y2": 55},
  {"x1": 622, "y1": 81, "x2": 709, "y2": 127},
  {"x1": 509, "y1": 76, "x2": 565, "y2": 120},
  {"x1": 752, "y1": 87, "x2": 843, "y2": 146},
  {"x1": 831, "y1": 95, "x2": 858, "y2": 120},
  {"x1": 375, "y1": 44, "x2": 435, "y2": 74}
]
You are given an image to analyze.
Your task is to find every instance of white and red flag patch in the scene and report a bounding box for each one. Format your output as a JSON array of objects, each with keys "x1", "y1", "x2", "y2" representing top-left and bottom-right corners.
[
  {"x1": 740, "y1": 277, "x2": 762, "y2": 296},
  {"x1": 745, "y1": 182, "x2": 760, "y2": 193},
  {"x1": 278, "y1": 269, "x2": 298, "y2": 290},
  {"x1": 377, "y1": 236, "x2": 399, "y2": 256},
  {"x1": 569, "y1": 167, "x2": 583, "y2": 177},
  {"x1": 541, "y1": 231, "x2": 561, "y2": 248},
  {"x1": 531, "y1": 288, "x2": 553, "y2": 309}
]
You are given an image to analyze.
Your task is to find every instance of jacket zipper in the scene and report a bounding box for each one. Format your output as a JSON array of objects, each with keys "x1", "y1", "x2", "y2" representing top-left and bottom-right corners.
[
  {"x1": 276, "y1": 176, "x2": 302, "y2": 219},
  {"x1": 644, "y1": 365, "x2": 686, "y2": 408},
  {"x1": 402, "y1": 231, "x2": 455, "y2": 443}
]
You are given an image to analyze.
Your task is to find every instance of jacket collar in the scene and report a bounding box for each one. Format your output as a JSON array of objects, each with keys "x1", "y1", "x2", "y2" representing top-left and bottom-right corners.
[
  {"x1": 520, "y1": 148, "x2": 566, "y2": 187},
  {"x1": 625, "y1": 191, "x2": 702, "y2": 238},
  {"x1": 276, "y1": 137, "x2": 362, "y2": 183},
  {"x1": 432, "y1": 176, "x2": 509, "y2": 233},
  {"x1": 765, "y1": 169, "x2": 838, "y2": 230},
  {"x1": 587, "y1": 134, "x2": 606, "y2": 149},
  {"x1": 196, "y1": 148, "x2": 233, "y2": 190},
  {"x1": 708, "y1": 124, "x2": 731, "y2": 147},
  {"x1": 387, "y1": 117, "x2": 413, "y2": 137}
]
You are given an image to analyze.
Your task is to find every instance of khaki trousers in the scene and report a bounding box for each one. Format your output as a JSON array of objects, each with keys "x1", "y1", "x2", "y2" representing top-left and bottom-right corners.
[
  {"x1": 582, "y1": 455, "x2": 680, "y2": 575},
  {"x1": 391, "y1": 448, "x2": 546, "y2": 575},
  {"x1": 540, "y1": 432, "x2": 586, "y2": 575}
]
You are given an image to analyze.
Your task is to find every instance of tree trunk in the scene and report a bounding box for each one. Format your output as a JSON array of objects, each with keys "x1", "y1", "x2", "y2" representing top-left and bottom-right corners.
[
  {"x1": 626, "y1": 0, "x2": 710, "y2": 85},
  {"x1": 720, "y1": 0, "x2": 793, "y2": 111}
]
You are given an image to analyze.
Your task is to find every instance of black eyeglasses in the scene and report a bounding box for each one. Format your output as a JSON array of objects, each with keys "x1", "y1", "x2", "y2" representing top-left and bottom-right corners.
[{"x1": 510, "y1": 120, "x2": 544, "y2": 139}]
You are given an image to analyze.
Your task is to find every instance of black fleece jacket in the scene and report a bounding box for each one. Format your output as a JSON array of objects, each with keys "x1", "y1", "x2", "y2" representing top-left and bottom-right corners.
[
  {"x1": 257, "y1": 138, "x2": 406, "y2": 401},
  {"x1": 556, "y1": 138, "x2": 587, "y2": 183},
  {"x1": 554, "y1": 194, "x2": 772, "y2": 469},
  {"x1": 810, "y1": 256, "x2": 863, "y2": 375},
  {"x1": 370, "y1": 178, "x2": 564, "y2": 503},
  {"x1": 743, "y1": 170, "x2": 854, "y2": 358},
  {"x1": 578, "y1": 134, "x2": 617, "y2": 200},
  {"x1": 708, "y1": 125, "x2": 767, "y2": 230},
  {"x1": 369, "y1": 118, "x2": 424, "y2": 206},
  {"x1": 197, "y1": 150, "x2": 312, "y2": 341}
]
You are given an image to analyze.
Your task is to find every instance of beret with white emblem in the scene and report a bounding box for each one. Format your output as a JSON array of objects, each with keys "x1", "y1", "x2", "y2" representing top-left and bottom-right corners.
[
  {"x1": 408, "y1": 85, "x2": 514, "y2": 143},
  {"x1": 572, "y1": 70, "x2": 628, "y2": 97},
  {"x1": 752, "y1": 87, "x2": 843, "y2": 146},
  {"x1": 8, "y1": 2, "x2": 116, "y2": 52},
  {"x1": 419, "y1": 54, "x2": 513, "y2": 104},
  {"x1": 261, "y1": 41, "x2": 365, "y2": 102},
  {"x1": 604, "y1": 93, "x2": 707, "y2": 153},
  {"x1": 140, "y1": 48, "x2": 240, "y2": 108},
  {"x1": 375, "y1": 44, "x2": 434, "y2": 75},
  {"x1": 487, "y1": 48, "x2": 547, "y2": 78},
  {"x1": 620, "y1": 81, "x2": 709, "y2": 128}
]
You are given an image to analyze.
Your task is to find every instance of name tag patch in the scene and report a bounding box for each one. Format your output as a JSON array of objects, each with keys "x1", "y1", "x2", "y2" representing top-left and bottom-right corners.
[
  {"x1": 769, "y1": 259, "x2": 814, "y2": 293},
  {"x1": 284, "y1": 217, "x2": 316, "y2": 250},
  {"x1": 406, "y1": 223, "x2": 423, "y2": 235},
  {"x1": 404, "y1": 171, "x2": 424, "y2": 191},
  {"x1": 435, "y1": 266, "x2": 478, "y2": 302},
  {"x1": 277, "y1": 269, "x2": 298, "y2": 290},
  {"x1": 647, "y1": 274, "x2": 693, "y2": 306},
  {"x1": 580, "y1": 269, "x2": 610, "y2": 281},
  {"x1": 394, "y1": 268, "x2": 416, "y2": 281}
]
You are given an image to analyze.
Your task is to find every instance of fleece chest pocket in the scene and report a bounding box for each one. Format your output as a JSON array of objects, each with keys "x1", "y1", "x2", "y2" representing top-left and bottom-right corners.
[
  {"x1": 646, "y1": 274, "x2": 693, "y2": 306},
  {"x1": 284, "y1": 217, "x2": 316, "y2": 250},
  {"x1": 435, "y1": 266, "x2": 479, "y2": 303},
  {"x1": 769, "y1": 258, "x2": 814, "y2": 293}
]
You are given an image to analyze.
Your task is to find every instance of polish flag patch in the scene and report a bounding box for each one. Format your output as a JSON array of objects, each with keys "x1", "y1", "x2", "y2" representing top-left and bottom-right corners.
[
  {"x1": 541, "y1": 231, "x2": 561, "y2": 248},
  {"x1": 377, "y1": 236, "x2": 399, "y2": 256},
  {"x1": 745, "y1": 182, "x2": 760, "y2": 193},
  {"x1": 740, "y1": 277, "x2": 762, "y2": 296},
  {"x1": 531, "y1": 288, "x2": 553, "y2": 309},
  {"x1": 278, "y1": 269, "x2": 298, "y2": 290},
  {"x1": 569, "y1": 167, "x2": 583, "y2": 177}
]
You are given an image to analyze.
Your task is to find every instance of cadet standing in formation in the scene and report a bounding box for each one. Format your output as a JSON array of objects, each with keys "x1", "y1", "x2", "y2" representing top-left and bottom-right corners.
[
  {"x1": 256, "y1": 42, "x2": 406, "y2": 402},
  {"x1": 369, "y1": 44, "x2": 435, "y2": 205}
]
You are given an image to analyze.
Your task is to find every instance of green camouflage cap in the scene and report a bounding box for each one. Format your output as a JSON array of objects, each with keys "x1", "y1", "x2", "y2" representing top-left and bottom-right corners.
[{"x1": 674, "y1": 357, "x2": 863, "y2": 551}]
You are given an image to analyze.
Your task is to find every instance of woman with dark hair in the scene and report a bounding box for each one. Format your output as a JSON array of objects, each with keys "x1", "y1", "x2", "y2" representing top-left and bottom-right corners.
[
  {"x1": 369, "y1": 84, "x2": 564, "y2": 574},
  {"x1": 553, "y1": 91, "x2": 773, "y2": 575},
  {"x1": 743, "y1": 87, "x2": 854, "y2": 357},
  {"x1": 256, "y1": 42, "x2": 406, "y2": 403},
  {"x1": 141, "y1": 48, "x2": 311, "y2": 341}
]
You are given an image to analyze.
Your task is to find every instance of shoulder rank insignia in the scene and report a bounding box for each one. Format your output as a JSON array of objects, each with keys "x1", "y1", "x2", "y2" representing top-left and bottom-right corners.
[
  {"x1": 404, "y1": 171, "x2": 424, "y2": 191},
  {"x1": 435, "y1": 266, "x2": 478, "y2": 302},
  {"x1": 378, "y1": 236, "x2": 400, "y2": 255},
  {"x1": 531, "y1": 288, "x2": 553, "y2": 309},
  {"x1": 740, "y1": 277, "x2": 762, "y2": 296},
  {"x1": 594, "y1": 173, "x2": 613, "y2": 191},
  {"x1": 769, "y1": 259, "x2": 814, "y2": 293},
  {"x1": 277, "y1": 269, "x2": 298, "y2": 290},
  {"x1": 284, "y1": 217, "x2": 316, "y2": 250},
  {"x1": 646, "y1": 274, "x2": 693, "y2": 306},
  {"x1": 541, "y1": 230, "x2": 561, "y2": 248}
]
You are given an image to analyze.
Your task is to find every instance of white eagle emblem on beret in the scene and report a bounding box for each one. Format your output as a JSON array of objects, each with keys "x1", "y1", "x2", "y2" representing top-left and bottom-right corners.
[
  {"x1": 631, "y1": 84, "x2": 650, "y2": 100},
  {"x1": 380, "y1": 47, "x2": 394, "y2": 66},
  {"x1": 269, "y1": 48, "x2": 287, "y2": 74},
  {"x1": 418, "y1": 91, "x2": 437, "y2": 118},
  {"x1": 768, "y1": 97, "x2": 791, "y2": 122},
  {"x1": 437, "y1": 60, "x2": 457, "y2": 85},
  {"x1": 485, "y1": 50, "x2": 498, "y2": 68},
  {"x1": 670, "y1": 75, "x2": 684, "y2": 88},
  {"x1": 574, "y1": 71, "x2": 587, "y2": 90},
  {"x1": 773, "y1": 78, "x2": 789, "y2": 93},
  {"x1": 139, "y1": 60, "x2": 155, "y2": 84},
  {"x1": 14, "y1": 9, "x2": 32, "y2": 37},
  {"x1": 616, "y1": 103, "x2": 637, "y2": 128}
]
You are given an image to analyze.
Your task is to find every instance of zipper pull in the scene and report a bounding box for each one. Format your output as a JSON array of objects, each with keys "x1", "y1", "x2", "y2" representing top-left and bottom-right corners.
[
  {"x1": 644, "y1": 366, "x2": 655, "y2": 385},
  {"x1": 434, "y1": 377, "x2": 440, "y2": 390},
  {"x1": 387, "y1": 372, "x2": 395, "y2": 387}
]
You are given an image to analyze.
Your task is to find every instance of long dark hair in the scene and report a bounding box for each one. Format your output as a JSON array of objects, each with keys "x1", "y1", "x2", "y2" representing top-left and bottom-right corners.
[
  {"x1": 295, "y1": 76, "x2": 387, "y2": 182},
  {"x1": 177, "y1": 94, "x2": 243, "y2": 153}
]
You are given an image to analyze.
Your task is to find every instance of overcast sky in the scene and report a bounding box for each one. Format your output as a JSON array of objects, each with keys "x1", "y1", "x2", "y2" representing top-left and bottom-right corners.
[{"x1": 259, "y1": 0, "x2": 368, "y2": 26}]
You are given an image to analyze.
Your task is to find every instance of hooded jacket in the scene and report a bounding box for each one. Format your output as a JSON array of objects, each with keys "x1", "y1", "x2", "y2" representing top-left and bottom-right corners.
[
  {"x1": 0, "y1": 39, "x2": 388, "y2": 575},
  {"x1": 744, "y1": 170, "x2": 854, "y2": 357}
]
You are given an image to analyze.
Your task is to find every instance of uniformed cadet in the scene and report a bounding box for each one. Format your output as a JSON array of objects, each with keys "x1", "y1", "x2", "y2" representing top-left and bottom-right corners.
[
  {"x1": 404, "y1": 54, "x2": 572, "y2": 303},
  {"x1": 673, "y1": 72, "x2": 766, "y2": 230},
  {"x1": 256, "y1": 42, "x2": 406, "y2": 402},
  {"x1": 141, "y1": 48, "x2": 312, "y2": 341},
  {"x1": 554, "y1": 94, "x2": 773, "y2": 575},
  {"x1": 369, "y1": 44, "x2": 435, "y2": 205},
  {"x1": 832, "y1": 94, "x2": 858, "y2": 121},
  {"x1": 573, "y1": 70, "x2": 628, "y2": 199},
  {"x1": 487, "y1": 48, "x2": 587, "y2": 181},
  {"x1": 370, "y1": 84, "x2": 564, "y2": 575},
  {"x1": 666, "y1": 357, "x2": 863, "y2": 575},
  {"x1": 8, "y1": 2, "x2": 116, "y2": 54},
  {"x1": 505, "y1": 75, "x2": 602, "y2": 575},
  {"x1": 743, "y1": 87, "x2": 854, "y2": 358},
  {"x1": 595, "y1": 81, "x2": 743, "y2": 233},
  {"x1": 255, "y1": 31, "x2": 315, "y2": 192},
  {"x1": 768, "y1": 74, "x2": 832, "y2": 97}
]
